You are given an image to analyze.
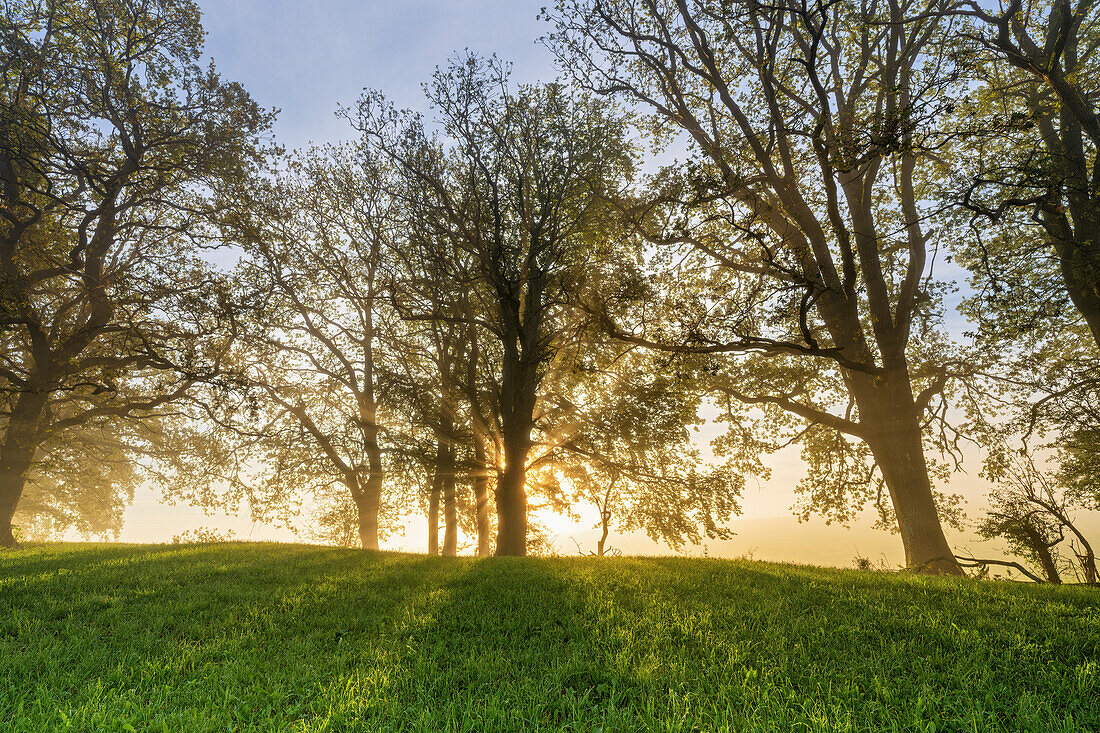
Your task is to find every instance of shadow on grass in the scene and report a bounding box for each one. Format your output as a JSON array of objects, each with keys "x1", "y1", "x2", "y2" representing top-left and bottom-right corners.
[
  {"x1": 0, "y1": 544, "x2": 461, "y2": 730},
  {"x1": 371, "y1": 556, "x2": 631, "y2": 730},
  {"x1": 370, "y1": 555, "x2": 1100, "y2": 731},
  {"x1": 2, "y1": 547, "x2": 1097, "y2": 731}
]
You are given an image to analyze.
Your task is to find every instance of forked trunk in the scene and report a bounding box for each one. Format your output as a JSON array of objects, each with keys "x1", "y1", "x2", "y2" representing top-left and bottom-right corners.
[
  {"x1": 1078, "y1": 549, "x2": 1098, "y2": 585},
  {"x1": 0, "y1": 390, "x2": 49, "y2": 549},
  {"x1": 1064, "y1": 519, "x2": 1098, "y2": 584},
  {"x1": 849, "y1": 370, "x2": 963, "y2": 576}
]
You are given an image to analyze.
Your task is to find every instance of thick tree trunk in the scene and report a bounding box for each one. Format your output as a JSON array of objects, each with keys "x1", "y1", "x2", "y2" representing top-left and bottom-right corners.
[
  {"x1": 492, "y1": 281, "x2": 540, "y2": 556},
  {"x1": 1052, "y1": 233, "x2": 1100, "y2": 349},
  {"x1": 494, "y1": 348, "x2": 536, "y2": 556},
  {"x1": 349, "y1": 428, "x2": 384, "y2": 551},
  {"x1": 356, "y1": 473, "x2": 382, "y2": 551},
  {"x1": 849, "y1": 371, "x2": 963, "y2": 576},
  {"x1": 1035, "y1": 543, "x2": 1062, "y2": 585},
  {"x1": 0, "y1": 390, "x2": 49, "y2": 548},
  {"x1": 495, "y1": 441, "x2": 529, "y2": 556},
  {"x1": 442, "y1": 443, "x2": 458, "y2": 557},
  {"x1": 1013, "y1": 522, "x2": 1062, "y2": 583}
]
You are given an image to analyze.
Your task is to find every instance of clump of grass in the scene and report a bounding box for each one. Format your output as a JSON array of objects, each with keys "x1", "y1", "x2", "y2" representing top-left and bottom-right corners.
[{"x1": 1, "y1": 543, "x2": 1097, "y2": 731}]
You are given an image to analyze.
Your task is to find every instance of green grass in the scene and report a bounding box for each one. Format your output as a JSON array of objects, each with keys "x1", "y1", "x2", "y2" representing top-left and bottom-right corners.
[{"x1": 0, "y1": 544, "x2": 1097, "y2": 732}]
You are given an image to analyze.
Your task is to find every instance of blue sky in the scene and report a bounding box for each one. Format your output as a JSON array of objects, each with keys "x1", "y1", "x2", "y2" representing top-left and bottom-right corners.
[{"x1": 199, "y1": 0, "x2": 557, "y2": 150}]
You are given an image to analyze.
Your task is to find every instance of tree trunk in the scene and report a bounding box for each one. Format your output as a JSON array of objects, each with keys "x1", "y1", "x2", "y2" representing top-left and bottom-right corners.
[
  {"x1": 1064, "y1": 518, "x2": 1098, "y2": 584},
  {"x1": 1014, "y1": 523, "x2": 1062, "y2": 583},
  {"x1": 350, "y1": 423, "x2": 385, "y2": 551},
  {"x1": 1052, "y1": 233, "x2": 1100, "y2": 349},
  {"x1": 474, "y1": 473, "x2": 491, "y2": 556},
  {"x1": 1036, "y1": 543, "x2": 1062, "y2": 585},
  {"x1": 356, "y1": 473, "x2": 382, "y2": 551},
  {"x1": 442, "y1": 443, "x2": 458, "y2": 557},
  {"x1": 597, "y1": 516, "x2": 609, "y2": 557},
  {"x1": 427, "y1": 441, "x2": 444, "y2": 556},
  {"x1": 1079, "y1": 547, "x2": 1098, "y2": 585},
  {"x1": 473, "y1": 441, "x2": 491, "y2": 557},
  {"x1": 494, "y1": 346, "x2": 536, "y2": 556},
  {"x1": 849, "y1": 370, "x2": 963, "y2": 576},
  {"x1": 492, "y1": 285, "x2": 540, "y2": 556},
  {"x1": 495, "y1": 440, "x2": 529, "y2": 556},
  {"x1": 0, "y1": 389, "x2": 49, "y2": 548}
]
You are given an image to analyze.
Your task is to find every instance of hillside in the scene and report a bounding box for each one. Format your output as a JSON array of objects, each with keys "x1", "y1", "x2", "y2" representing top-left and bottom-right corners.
[{"x1": 1, "y1": 544, "x2": 1097, "y2": 732}]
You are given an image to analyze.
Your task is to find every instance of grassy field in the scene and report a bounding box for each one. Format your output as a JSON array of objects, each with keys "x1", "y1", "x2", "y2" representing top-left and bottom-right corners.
[{"x1": 0, "y1": 544, "x2": 1097, "y2": 732}]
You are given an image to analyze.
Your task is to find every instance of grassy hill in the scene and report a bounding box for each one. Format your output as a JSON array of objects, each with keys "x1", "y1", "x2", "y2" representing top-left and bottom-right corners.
[{"x1": 1, "y1": 544, "x2": 1097, "y2": 732}]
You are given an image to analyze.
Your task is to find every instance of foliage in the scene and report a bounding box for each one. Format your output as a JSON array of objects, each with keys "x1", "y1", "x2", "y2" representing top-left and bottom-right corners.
[
  {"x1": 171, "y1": 527, "x2": 236, "y2": 545},
  {"x1": 970, "y1": 449, "x2": 1099, "y2": 584},
  {"x1": 558, "y1": 349, "x2": 746, "y2": 552},
  {"x1": 547, "y1": 0, "x2": 972, "y2": 571},
  {"x1": 955, "y1": 0, "x2": 1100, "y2": 346},
  {"x1": 12, "y1": 423, "x2": 139, "y2": 541},
  {"x1": 947, "y1": 0, "x2": 1100, "y2": 574},
  {"x1": 160, "y1": 145, "x2": 407, "y2": 549},
  {"x1": 0, "y1": 0, "x2": 274, "y2": 545},
  {"x1": 353, "y1": 55, "x2": 731, "y2": 555}
]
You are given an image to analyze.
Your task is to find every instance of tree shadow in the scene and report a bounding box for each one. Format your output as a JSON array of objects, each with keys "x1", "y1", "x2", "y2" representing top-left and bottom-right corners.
[
  {"x1": 0, "y1": 544, "x2": 461, "y2": 730},
  {"x1": 2, "y1": 548, "x2": 1097, "y2": 731},
  {"x1": 370, "y1": 555, "x2": 1100, "y2": 731}
]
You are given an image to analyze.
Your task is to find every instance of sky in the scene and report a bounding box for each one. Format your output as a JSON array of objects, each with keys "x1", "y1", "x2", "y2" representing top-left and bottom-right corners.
[
  {"x1": 198, "y1": 0, "x2": 558, "y2": 150},
  {"x1": 109, "y1": 0, "x2": 1098, "y2": 569}
]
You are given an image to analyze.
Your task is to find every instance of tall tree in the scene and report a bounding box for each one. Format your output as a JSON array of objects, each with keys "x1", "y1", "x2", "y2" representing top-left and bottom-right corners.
[
  {"x1": 0, "y1": 0, "x2": 271, "y2": 546},
  {"x1": 356, "y1": 57, "x2": 634, "y2": 555},
  {"x1": 200, "y1": 147, "x2": 398, "y2": 550},
  {"x1": 549, "y1": 0, "x2": 968, "y2": 573},
  {"x1": 951, "y1": 2, "x2": 1100, "y2": 499}
]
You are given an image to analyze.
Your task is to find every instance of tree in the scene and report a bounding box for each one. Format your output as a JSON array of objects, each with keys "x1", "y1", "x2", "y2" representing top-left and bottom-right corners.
[
  {"x1": 197, "y1": 146, "x2": 399, "y2": 550},
  {"x1": 560, "y1": 350, "x2": 744, "y2": 555},
  {"x1": 548, "y1": 0, "x2": 968, "y2": 573},
  {"x1": 355, "y1": 56, "x2": 634, "y2": 555},
  {"x1": 0, "y1": 0, "x2": 271, "y2": 547},
  {"x1": 961, "y1": 449, "x2": 1098, "y2": 584},
  {"x1": 949, "y1": 3, "x2": 1100, "y2": 506},
  {"x1": 958, "y1": 0, "x2": 1100, "y2": 348}
]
